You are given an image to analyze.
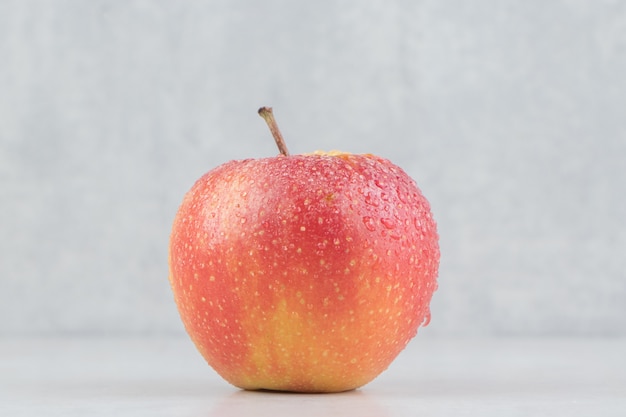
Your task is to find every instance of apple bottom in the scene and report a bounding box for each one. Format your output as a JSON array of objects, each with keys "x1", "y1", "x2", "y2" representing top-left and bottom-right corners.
[{"x1": 177, "y1": 280, "x2": 427, "y2": 393}]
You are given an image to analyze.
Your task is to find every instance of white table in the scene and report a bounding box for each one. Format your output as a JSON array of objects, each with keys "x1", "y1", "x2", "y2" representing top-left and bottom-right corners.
[{"x1": 2, "y1": 337, "x2": 624, "y2": 416}]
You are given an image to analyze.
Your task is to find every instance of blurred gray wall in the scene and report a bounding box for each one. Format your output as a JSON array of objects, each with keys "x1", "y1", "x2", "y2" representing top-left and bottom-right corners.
[{"x1": 1, "y1": 0, "x2": 625, "y2": 337}]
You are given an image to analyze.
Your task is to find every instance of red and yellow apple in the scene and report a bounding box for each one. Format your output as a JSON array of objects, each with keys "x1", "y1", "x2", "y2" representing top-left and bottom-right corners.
[{"x1": 168, "y1": 108, "x2": 439, "y2": 392}]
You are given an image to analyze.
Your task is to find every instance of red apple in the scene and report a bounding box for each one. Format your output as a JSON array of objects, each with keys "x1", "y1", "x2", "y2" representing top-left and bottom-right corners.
[{"x1": 168, "y1": 107, "x2": 439, "y2": 392}]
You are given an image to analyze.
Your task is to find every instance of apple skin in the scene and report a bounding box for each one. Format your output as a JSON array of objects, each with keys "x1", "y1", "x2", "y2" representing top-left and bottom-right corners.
[{"x1": 168, "y1": 152, "x2": 439, "y2": 392}]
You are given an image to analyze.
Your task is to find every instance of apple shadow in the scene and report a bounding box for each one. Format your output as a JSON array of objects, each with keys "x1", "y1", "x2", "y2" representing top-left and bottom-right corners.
[{"x1": 208, "y1": 388, "x2": 390, "y2": 417}]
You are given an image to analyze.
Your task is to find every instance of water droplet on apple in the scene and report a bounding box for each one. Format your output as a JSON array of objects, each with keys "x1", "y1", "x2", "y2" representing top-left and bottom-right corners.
[
  {"x1": 364, "y1": 192, "x2": 379, "y2": 207},
  {"x1": 380, "y1": 217, "x2": 396, "y2": 229},
  {"x1": 396, "y1": 187, "x2": 409, "y2": 203},
  {"x1": 422, "y1": 309, "x2": 431, "y2": 327},
  {"x1": 362, "y1": 216, "x2": 376, "y2": 231}
]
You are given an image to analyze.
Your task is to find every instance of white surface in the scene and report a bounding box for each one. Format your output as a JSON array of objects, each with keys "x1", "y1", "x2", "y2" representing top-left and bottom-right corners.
[{"x1": 1, "y1": 338, "x2": 624, "y2": 416}]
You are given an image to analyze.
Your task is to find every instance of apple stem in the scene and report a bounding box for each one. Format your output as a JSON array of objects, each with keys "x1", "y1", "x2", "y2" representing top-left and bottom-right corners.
[{"x1": 258, "y1": 107, "x2": 290, "y2": 156}]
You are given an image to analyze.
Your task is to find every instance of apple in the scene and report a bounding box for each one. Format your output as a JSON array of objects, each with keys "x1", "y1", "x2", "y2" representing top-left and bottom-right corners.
[{"x1": 168, "y1": 107, "x2": 439, "y2": 392}]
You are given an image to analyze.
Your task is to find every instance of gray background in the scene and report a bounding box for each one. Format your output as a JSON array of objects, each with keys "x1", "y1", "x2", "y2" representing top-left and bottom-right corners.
[{"x1": 1, "y1": 0, "x2": 624, "y2": 338}]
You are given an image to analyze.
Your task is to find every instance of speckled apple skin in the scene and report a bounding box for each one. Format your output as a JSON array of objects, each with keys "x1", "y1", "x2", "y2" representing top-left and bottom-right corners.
[{"x1": 168, "y1": 153, "x2": 439, "y2": 392}]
